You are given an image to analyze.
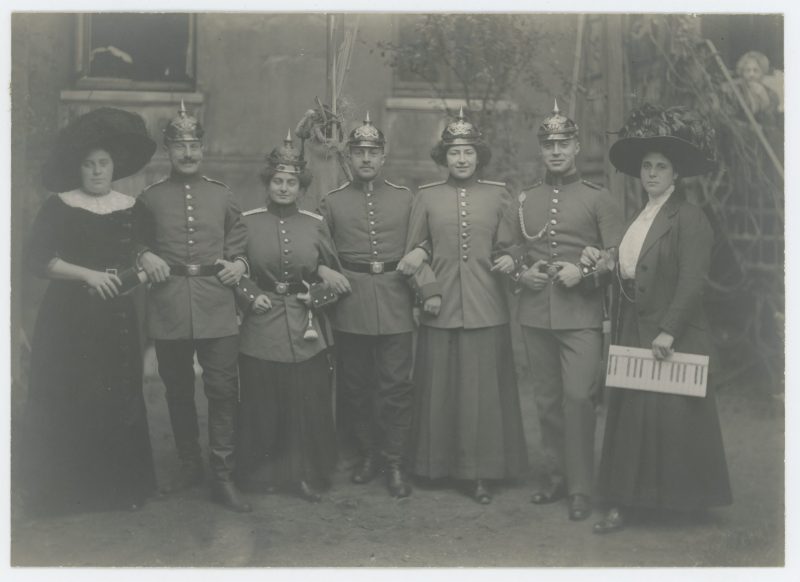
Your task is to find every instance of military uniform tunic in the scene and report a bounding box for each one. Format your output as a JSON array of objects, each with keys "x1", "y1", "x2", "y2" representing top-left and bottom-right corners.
[
  {"x1": 508, "y1": 171, "x2": 623, "y2": 497},
  {"x1": 135, "y1": 172, "x2": 248, "y2": 340}
]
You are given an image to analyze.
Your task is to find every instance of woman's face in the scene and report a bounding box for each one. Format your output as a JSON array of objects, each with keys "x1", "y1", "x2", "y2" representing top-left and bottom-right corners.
[
  {"x1": 268, "y1": 171, "x2": 301, "y2": 205},
  {"x1": 640, "y1": 152, "x2": 677, "y2": 198},
  {"x1": 80, "y1": 148, "x2": 114, "y2": 196},
  {"x1": 446, "y1": 145, "x2": 478, "y2": 180},
  {"x1": 739, "y1": 58, "x2": 764, "y2": 83}
]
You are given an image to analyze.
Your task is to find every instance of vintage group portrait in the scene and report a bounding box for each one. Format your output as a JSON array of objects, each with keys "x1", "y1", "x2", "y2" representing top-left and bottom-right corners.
[{"x1": 4, "y1": 2, "x2": 791, "y2": 578}]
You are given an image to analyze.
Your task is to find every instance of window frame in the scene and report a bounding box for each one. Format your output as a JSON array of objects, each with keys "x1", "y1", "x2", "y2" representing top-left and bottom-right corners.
[{"x1": 73, "y1": 13, "x2": 197, "y2": 92}]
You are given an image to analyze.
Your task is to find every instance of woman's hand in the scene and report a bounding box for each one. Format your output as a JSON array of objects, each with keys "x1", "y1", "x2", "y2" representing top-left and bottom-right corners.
[
  {"x1": 251, "y1": 294, "x2": 272, "y2": 315},
  {"x1": 85, "y1": 270, "x2": 122, "y2": 300},
  {"x1": 422, "y1": 295, "x2": 442, "y2": 317},
  {"x1": 397, "y1": 247, "x2": 428, "y2": 276},
  {"x1": 519, "y1": 261, "x2": 550, "y2": 291},
  {"x1": 491, "y1": 254, "x2": 515, "y2": 274},
  {"x1": 139, "y1": 251, "x2": 170, "y2": 283},
  {"x1": 297, "y1": 281, "x2": 312, "y2": 307},
  {"x1": 651, "y1": 331, "x2": 675, "y2": 360},
  {"x1": 318, "y1": 265, "x2": 351, "y2": 295}
]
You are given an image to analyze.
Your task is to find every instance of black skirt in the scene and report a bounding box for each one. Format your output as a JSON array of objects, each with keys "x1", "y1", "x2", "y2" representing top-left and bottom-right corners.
[
  {"x1": 235, "y1": 351, "x2": 338, "y2": 489},
  {"x1": 596, "y1": 296, "x2": 733, "y2": 510}
]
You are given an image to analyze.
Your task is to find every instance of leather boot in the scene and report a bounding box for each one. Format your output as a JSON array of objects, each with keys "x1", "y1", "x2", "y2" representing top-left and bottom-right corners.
[
  {"x1": 351, "y1": 453, "x2": 380, "y2": 484},
  {"x1": 165, "y1": 388, "x2": 203, "y2": 492},
  {"x1": 211, "y1": 481, "x2": 252, "y2": 513},
  {"x1": 386, "y1": 460, "x2": 412, "y2": 498}
]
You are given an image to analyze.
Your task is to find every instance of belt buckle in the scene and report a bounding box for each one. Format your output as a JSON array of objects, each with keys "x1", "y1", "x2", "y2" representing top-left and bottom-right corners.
[
  {"x1": 186, "y1": 264, "x2": 200, "y2": 276},
  {"x1": 105, "y1": 268, "x2": 118, "y2": 276},
  {"x1": 370, "y1": 261, "x2": 385, "y2": 274},
  {"x1": 275, "y1": 282, "x2": 289, "y2": 295}
]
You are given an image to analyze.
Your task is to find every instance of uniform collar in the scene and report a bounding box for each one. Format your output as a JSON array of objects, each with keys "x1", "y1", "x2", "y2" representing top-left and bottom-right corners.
[
  {"x1": 169, "y1": 170, "x2": 203, "y2": 184},
  {"x1": 267, "y1": 201, "x2": 299, "y2": 217},
  {"x1": 353, "y1": 176, "x2": 381, "y2": 193},
  {"x1": 446, "y1": 175, "x2": 479, "y2": 189},
  {"x1": 544, "y1": 171, "x2": 580, "y2": 187}
]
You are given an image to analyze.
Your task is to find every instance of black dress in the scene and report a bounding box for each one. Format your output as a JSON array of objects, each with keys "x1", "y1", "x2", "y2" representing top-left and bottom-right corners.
[{"x1": 20, "y1": 193, "x2": 157, "y2": 515}]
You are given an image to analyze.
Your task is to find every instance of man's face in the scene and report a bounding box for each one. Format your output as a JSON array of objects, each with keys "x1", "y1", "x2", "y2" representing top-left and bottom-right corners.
[
  {"x1": 349, "y1": 147, "x2": 385, "y2": 181},
  {"x1": 446, "y1": 145, "x2": 478, "y2": 180},
  {"x1": 540, "y1": 138, "x2": 580, "y2": 176},
  {"x1": 166, "y1": 140, "x2": 203, "y2": 176}
]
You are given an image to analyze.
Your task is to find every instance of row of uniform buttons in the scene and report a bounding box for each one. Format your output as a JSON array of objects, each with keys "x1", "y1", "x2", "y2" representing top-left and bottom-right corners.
[
  {"x1": 366, "y1": 188, "x2": 380, "y2": 258},
  {"x1": 548, "y1": 187, "x2": 560, "y2": 260},
  {"x1": 458, "y1": 187, "x2": 472, "y2": 261},
  {"x1": 184, "y1": 183, "x2": 197, "y2": 247},
  {"x1": 279, "y1": 218, "x2": 291, "y2": 279}
]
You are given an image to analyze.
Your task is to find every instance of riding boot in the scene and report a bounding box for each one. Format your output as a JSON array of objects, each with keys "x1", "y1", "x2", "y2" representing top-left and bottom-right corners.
[{"x1": 208, "y1": 397, "x2": 251, "y2": 512}]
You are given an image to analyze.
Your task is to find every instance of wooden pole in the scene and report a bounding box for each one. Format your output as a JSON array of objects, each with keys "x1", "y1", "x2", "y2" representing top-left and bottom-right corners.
[
  {"x1": 605, "y1": 15, "x2": 627, "y2": 214},
  {"x1": 569, "y1": 14, "x2": 585, "y2": 120}
]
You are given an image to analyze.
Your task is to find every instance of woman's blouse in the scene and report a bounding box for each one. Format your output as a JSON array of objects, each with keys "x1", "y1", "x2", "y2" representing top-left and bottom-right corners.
[{"x1": 618, "y1": 186, "x2": 674, "y2": 280}]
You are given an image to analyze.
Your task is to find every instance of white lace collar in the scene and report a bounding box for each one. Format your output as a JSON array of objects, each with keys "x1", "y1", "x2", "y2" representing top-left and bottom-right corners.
[{"x1": 58, "y1": 189, "x2": 136, "y2": 215}]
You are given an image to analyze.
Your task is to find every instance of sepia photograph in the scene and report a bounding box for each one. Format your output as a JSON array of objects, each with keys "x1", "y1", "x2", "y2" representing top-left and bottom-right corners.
[{"x1": 4, "y1": 1, "x2": 792, "y2": 576}]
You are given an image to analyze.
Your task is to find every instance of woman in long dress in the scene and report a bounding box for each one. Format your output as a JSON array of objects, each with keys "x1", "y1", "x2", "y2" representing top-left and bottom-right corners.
[
  {"x1": 586, "y1": 105, "x2": 732, "y2": 534},
  {"x1": 21, "y1": 107, "x2": 158, "y2": 515},
  {"x1": 405, "y1": 109, "x2": 528, "y2": 504},
  {"x1": 234, "y1": 133, "x2": 341, "y2": 502}
]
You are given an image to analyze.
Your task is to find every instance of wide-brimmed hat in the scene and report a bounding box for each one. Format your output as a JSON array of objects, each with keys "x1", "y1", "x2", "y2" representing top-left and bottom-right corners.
[
  {"x1": 42, "y1": 107, "x2": 157, "y2": 193},
  {"x1": 608, "y1": 104, "x2": 717, "y2": 178}
]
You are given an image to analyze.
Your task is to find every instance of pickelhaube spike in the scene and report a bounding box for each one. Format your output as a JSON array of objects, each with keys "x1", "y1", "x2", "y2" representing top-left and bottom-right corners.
[
  {"x1": 347, "y1": 111, "x2": 385, "y2": 148},
  {"x1": 440, "y1": 106, "x2": 482, "y2": 146},
  {"x1": 537, "y1": 98, "x2": 578, "y2": 142},
  {"x1": 266, "y1": 131, "x2": 306, "y2": 174},
  {"x1": 163, "y1": 101, "x2": 204, "y2": 143}
]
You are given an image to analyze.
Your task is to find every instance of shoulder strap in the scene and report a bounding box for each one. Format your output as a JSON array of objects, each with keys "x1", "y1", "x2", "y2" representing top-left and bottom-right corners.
[
  {"x1": 299, "y1": 209, "x2": 323, "y2": 221},
  {"x1": 242, "y1": 207, "x2": 268, "y2": 217}
]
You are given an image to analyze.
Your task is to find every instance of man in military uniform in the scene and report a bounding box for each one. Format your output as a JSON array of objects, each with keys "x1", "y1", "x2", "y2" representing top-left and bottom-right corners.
[
  {"x1": 318, "y1": 113, "x2": 438, "y2": 498},
  {"x1": 510, "y1": 101, "x2": 622, "y2": 521},
  {"x1": 136, "y1": 102, "x2": 252, "y2": 512}
]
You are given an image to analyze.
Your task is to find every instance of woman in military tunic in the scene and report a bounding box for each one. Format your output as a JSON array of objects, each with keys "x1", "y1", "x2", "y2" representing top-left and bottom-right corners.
[
  {"x1": 405, "y1": 109, "x2": 528, "y2": 504},
  {"x1": 234, "y1": 133, "x2": 341, "y2": 502},
  {"x1": 21, "y1": 108, "x2": 158, "y2": 515}
]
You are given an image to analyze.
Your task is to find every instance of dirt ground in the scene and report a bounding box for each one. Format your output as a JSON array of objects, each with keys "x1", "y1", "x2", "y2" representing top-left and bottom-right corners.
[{"x1": 10, "y1": 346, "x2": 784, "y2": 568}]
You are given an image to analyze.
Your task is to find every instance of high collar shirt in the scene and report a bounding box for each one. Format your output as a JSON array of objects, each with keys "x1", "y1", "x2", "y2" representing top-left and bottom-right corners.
[
  {"x1": 135, "y1": 172, "x2": 248, "y2": 339},
  {"x1": 405, "y1": 175, "x2": 514, "y2": 330},
  {"x1": 506, "y1": 172, "x2": 623, "y2": 330},
  {"x1": 618, "y1": 186, "x2": 675, "y2": 280},
  {"x1": 237, "y1": 202, "x2": 340, "y2": 363}
]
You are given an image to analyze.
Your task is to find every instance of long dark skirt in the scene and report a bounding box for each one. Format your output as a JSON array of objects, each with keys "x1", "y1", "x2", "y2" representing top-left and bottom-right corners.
[
  {"x1": 596, "y1": 298, "x2": 733, "y2": 511},
  {"x1": 235, "y1": 351, "x2": 338, "y2": 489},
  {"x1": 409, "y1": 324, "x2": 528, "y2": 480},
  {"x1": 21, "y1": 283, "x2": 157, "y2": 516}
]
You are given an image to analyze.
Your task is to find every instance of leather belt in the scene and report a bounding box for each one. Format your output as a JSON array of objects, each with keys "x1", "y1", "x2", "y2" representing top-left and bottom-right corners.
[
  {"x1": 340, "y1": 260, "x2": 399, "y2": 274},
  {"x1": 262, "y1": 280, "x2": 306, "y2": 295},
  {"x1": 168, "y1": 263, "x2": 224, "y2": 277}
]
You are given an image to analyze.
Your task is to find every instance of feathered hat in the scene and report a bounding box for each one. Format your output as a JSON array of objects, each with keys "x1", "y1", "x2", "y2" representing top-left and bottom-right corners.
[
  {"x1": 265, "y1": 130, "x2": 306, "y2": 175},
  {"x1": 347, "y1": 112, "x2": 386, "y2": 149},
  {"x1": 608, "y1": 104, "x2": 717, "y2": 178},
  {"x1": 42, "y1": 107, "x2": 157, "y2": 193}
]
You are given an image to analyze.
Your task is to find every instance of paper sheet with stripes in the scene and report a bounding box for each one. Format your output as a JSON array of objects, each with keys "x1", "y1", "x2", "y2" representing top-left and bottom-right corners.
[{"x1": 606, "y1": 345, "x2": 709, "y2": 397}]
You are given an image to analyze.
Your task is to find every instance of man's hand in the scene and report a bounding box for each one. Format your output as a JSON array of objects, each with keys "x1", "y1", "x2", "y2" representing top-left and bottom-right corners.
[
  {"x1": 216, "y1": 258, "x2": 246, "y2": 286},
  {"x1": 85, "y1": 270, "x2": 122, "y2": 300},
  {"x1": 422, "y1": 295, "x2": 442, "y2": 317},
  {"x1": 139, "y1": 251, "x2": 170, "y2": 284},
  {"x1": 397, "y1": 247, "x2": 428, "y2": 276},
  {"x1": 652, "y1": 331, "x2": 675, "y2": 360},
  {"x1": 412, "y1": 306, "x2": 421, "y2": 327},
  {"x1": 580, "y1": 246, "x2": 601, "y2": 267},
  {"x1": 317, "y1": 264, "x2": 352, "y2": 295},
  {"x1": 519, "y1": 261, "x2": 550, "y2": 291},
  {"x1": 490, "y1": 254, "x2": 515, "y2": 274},
  {"x1": 553, "y1": 262, "x2": 581, "y2": 288},
  {"x1": 252, "y1": 294, "x2": 273, "y2": 314}
]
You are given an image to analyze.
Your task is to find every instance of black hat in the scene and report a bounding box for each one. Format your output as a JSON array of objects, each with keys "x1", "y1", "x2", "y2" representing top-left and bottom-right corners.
[
  {"x1": 608, "y1": 104, "x2": 717, "y2": 178},
  {"x1": 42, "y1": 107, "x2": 157, "y2": 193}
]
